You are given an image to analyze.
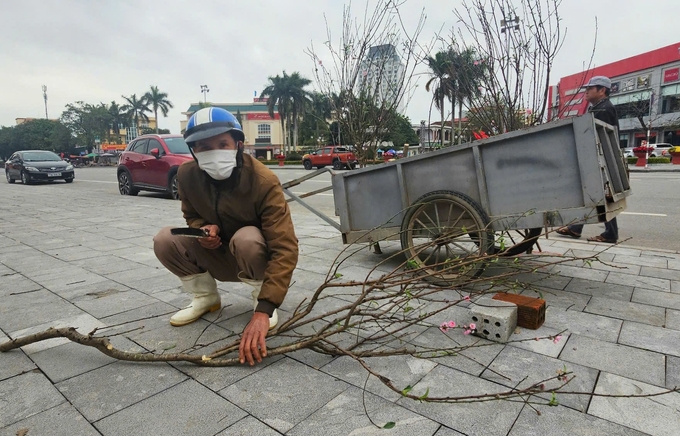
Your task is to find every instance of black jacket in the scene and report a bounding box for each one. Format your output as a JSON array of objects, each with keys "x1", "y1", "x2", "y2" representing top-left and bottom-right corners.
[{"x1": 589, "y1": 98, "x2": 619, "y2": 130}]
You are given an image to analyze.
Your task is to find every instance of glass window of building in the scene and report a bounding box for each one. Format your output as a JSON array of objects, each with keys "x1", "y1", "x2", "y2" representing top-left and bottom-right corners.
[{"x1": 661, "y1": 84, "x2": 680, "y2": 114}]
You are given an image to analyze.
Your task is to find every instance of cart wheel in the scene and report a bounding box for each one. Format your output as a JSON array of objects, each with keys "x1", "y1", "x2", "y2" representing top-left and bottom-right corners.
[{"x1": 400, "y1": 190, "x2": 493, "y2": 285}]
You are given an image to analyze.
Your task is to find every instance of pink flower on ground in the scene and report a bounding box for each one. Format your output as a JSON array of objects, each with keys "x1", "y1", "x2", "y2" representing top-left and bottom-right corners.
[
  {"x1": 463, "y1": 295, "x2": 471, "y2": 301},
  {"x1": 463, "y1": 330, "x2": 471, "y2": 335},
  {"x1": 469, "y1": 323, "x2": 476, "y2": 330},
  {"x1": 448, "y1": 321, "x2": 457, "y2": 328},
  {"x1": 553, "y1": 335, "x2": 563, "y2": 344},
  {"x1": 439, "y1": 322, "x2": 449, "y2": 333}
]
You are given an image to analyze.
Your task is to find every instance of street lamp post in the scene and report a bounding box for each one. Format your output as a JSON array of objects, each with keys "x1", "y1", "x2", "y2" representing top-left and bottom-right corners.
[
  {"x1": 200, "y1": 85, "x2": 209, "y2": 104},
  {"x1": 42, "y1": 85, "x2": 48, "y2": 119},
  {"x1": 500, "y1": 10, "x2": 520, "y2": 133}
]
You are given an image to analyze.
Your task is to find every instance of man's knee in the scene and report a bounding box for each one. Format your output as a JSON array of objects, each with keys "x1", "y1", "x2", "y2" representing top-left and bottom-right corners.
[
  {"x1": 230, "y1": 226, "x2": 268, "y2": 276},
  {"x1": 153, "y1": 226, "x2": 177, "y2": 259}
]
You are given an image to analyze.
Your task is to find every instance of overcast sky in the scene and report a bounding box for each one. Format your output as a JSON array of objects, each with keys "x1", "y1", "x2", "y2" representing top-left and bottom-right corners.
[{"x1": 1, "y1": 0, "x2": 679, "y2": 133}]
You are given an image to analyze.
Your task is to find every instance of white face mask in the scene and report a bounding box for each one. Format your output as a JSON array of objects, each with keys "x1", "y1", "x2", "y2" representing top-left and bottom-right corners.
[{"x1": 194, "y1": 149, "x2": 238, "y2": 180}]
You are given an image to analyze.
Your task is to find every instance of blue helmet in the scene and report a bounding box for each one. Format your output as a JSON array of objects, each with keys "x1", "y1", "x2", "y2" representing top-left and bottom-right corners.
[{"x1": 184, "y1": 107, "x2": 245, "y2": 146}]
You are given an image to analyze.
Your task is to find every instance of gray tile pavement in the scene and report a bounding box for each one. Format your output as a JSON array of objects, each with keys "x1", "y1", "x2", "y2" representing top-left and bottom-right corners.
[{"x1": 1, "y1": 174, "x2": 680, "y2": 435}]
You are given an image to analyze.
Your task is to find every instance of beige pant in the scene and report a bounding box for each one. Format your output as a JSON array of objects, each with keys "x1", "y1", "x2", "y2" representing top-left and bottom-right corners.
[{"x1": 153, "y1": 226, "x2": 268, "y2": 281}]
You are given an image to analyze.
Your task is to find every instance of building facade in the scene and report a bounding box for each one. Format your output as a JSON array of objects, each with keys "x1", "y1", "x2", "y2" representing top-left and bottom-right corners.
[
  {"x1": 181, "y1": 100, "x2": 284, "y2": 159},
  {"x1": 358, "y1": 44, "x2": 406, "y2": 113},
  {"x1": 548, "y1": 42, "x2": 680, "y2": 147}
]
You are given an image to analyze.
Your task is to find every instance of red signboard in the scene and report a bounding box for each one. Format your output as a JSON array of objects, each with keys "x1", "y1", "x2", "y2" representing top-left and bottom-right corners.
[
  {"x1": 246, "y1": 112, "x2": 279, "y2": 120},
  {"x1": 664, "y1": 67, "x2": 679, "y2": 83}
]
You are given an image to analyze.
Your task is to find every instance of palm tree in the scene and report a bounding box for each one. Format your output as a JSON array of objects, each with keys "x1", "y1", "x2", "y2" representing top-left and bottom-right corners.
[
  {"x1": 446, "y1": 47, "x2": 484, "y2": 144},
  {"x1": 425, "y1": 51, "x2": 452, "y2": 147},
  {"x1": 122, "y1": 94, "x2": 150, "y2": 139},
  {"x1": 108, "y1": 101, "x2": 130, "y2": 144},
  {"x1": 144, "y1": 86, "x2": 174, "y2": 133},
  {"x1": 261, "y1": 71, "x2": 311, "y2": 153},
  {"x1": 287, "y1": 72, "x2": 312, "y2": 152}
]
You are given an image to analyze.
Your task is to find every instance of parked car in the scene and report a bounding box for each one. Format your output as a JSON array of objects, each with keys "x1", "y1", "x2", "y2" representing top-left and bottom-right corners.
[
  {"x1": 650, "y1": 142, "x2": 673, "y2": 158},
  {"x1": 5, "y1": 150, "x2": 75, "y2": 184},
  {"x1": 302, "y1": 146, "x2": 358, "y2": 170},
  {"x1": 623, "y1": 147, "x2": 633, "y2": 158},
  {"x1": 116, "y1": 134, "x2": 193, "y2": 199}
]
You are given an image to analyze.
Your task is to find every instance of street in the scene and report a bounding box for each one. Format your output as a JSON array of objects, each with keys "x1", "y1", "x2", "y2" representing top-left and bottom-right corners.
[{"x1": 65, "y1": 166, "x2": 680, "y2": 252}]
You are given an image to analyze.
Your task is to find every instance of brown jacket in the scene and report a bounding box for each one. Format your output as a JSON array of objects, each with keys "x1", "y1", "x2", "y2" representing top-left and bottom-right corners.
[{"x1": 177, "y1": 154, "x2": 298, "y2": 315}]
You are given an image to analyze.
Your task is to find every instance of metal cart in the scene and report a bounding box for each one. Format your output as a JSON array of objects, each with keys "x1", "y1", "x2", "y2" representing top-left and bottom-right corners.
[{"x1": 282, "y1": 114, "x2": 631, "y2": 280}]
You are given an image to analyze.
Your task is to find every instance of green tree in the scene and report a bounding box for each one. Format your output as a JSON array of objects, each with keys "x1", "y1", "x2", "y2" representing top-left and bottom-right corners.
[
  {"x1": 0, "y1": 126, "x2": 14, "y2": 159},
  {"x1": 108, "y1": 101, "x2": 130, "y2": 144},
  {"x1": 122, "y1": 94, "x2": 151, "y2": 138},
  {"x1": 60, "y1": 102, "x2": 113, "y2": 152},
  {"x1": 381, "y1": 112, "x2": 419, "y2": 148},
  {"x1": 445, "y1": 46, "x2": 485, "y2": 144},
  {"x1": 140, "y1": 127, "x2": 170, "y2": 135},
  {"x1": 144, "y1": 86, "x2": 173, "y2": 134},
  {"x1": 0, "y1": 120, "x2": 75, "y2": 158}
]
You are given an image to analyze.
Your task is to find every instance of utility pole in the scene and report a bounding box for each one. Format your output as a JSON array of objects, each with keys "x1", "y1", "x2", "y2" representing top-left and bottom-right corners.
[
  {"x1": 200, "y1": 85, "x2": 209, "y2": 104},
  {"x1": 500, "y1": 9, "x2": 520, "y2": 133},
  {"x1": 42, "y1": 85, "x2": 48, "y2": 119}
]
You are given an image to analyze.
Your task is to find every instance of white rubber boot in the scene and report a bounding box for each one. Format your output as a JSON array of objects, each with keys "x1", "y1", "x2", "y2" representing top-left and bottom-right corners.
[
  {"x1": 170, "y1": 271, "x2": 221, "y2": 327},
  {"x1": 239, "y1": 275, "x2": 278, "y2": 330}
]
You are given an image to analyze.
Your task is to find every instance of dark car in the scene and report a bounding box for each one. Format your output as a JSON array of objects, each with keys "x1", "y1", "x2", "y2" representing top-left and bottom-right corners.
[
  {"x1": 5, "y1": 150, "x2": 75, "y2": 184},
  {"x1": 117, "y1": 134, "x2": 194, "y2": 199}
]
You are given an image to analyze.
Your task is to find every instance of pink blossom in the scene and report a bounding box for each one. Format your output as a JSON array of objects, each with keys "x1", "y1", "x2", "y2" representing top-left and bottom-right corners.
[
  {"x1": 469, "y1": 323, "x2": 476, "y2": 330},
  {"x1": 463, "y1": 330, "x2": 471, "y2": 335},
  {"x1": 553, "y1": 335, "x2": 562, "y2": 344},
  {"x1": 463, "y1": 295, "x2": 470, "y2": 301},
  {"x1": 448, "y1": 321, "x2": 457, "y2": 328},
  {"x1": 439, "y1": 322, "x2": 449, "y2": 333}
]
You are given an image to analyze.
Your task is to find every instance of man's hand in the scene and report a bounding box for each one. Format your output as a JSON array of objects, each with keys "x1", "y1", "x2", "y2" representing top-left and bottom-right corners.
[
  {"x1": 239, "y1": 312, "x2": 270, "y2": 366},
  {"x1": 198, "y1": 224, "x2": 221, "y2": 249}
]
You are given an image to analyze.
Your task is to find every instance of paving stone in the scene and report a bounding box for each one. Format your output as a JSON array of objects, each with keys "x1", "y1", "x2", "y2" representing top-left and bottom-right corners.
[
  {"x1": 0, "y1": 333, "x2": 36, "y2": 382},
  {"x1": 613, "y1": 254, "x2": 669, "y2": 269},
  {"x1": 407, "y1": 326, "x2": 504, "y2": 376},
  {"x1": 288, "y1": 386, "x2": 440, "y2": 436},
  {"x1": 606, "y1": 271, "x2": 671, "y2": 292},
  {"x1": 667, "y1": 309, "x2": 680, "y2": 331},
  {"x1": 560, "y1": 334, "x2": 665, "y2": 386},
  {"x1": 584, "y1": 296, "x2": 666, "y2": 326},
  {"x1": 506, "y1": 324, "x2": 568, "y2": 358},
  {"x1": 668, "y1": 356, "x2": 680, "y2": 389},
  {"x1": 543, "y1": 306, "x2": 622, "y2": 343},
  {"x1": 503, "y1": 271, "x2": 573, "y2": 291},
  {"x1": 219, "y1": 357, "x2": 349, "y2": 433},
  {"x1": 125, "y1": 318, "x2": 233, "y2": 354},
  {"x1": 94, "y1": 379, "x2": 246, "y2": 436},
  {"x1": 0, "y1": 288, "x2": 84, "y2": 333},
  {"x1": 521, "y1": 288, "x2": 590, "y2": 311},
  {"x1": 126, "y1": 273, "x2": 185, "y2": 294},
  {"x1": 44, "y1": 245, "x2": 107, "y2": 262},
  {"x1": 8, "y1": 312, "x2": 105, "y2": 355},
  {"x1": 673, "y1": 280, "x2": 680, "y2": 294},
  {"x1": 397, "y1": 365, "x2": 524, "y2": 436},
  {"x1": 618, "y1": 320, "x2": 680, "y2": 358},
  {"x1": 99, "y1": 301, "x2": 178, "y2": 326},
  {"x1": 0, "y1": 273, "x2": 42, "y2": 297},
  {"x1": 546, "y1": 264, "x2": 608, "y2": 282},
  {"x1": 563, "y1": 277, "x2": 634, "y2": 302},
  {"x1": 0, "y1": 371, "x2": 65, "y2": 428},
  {"x1": 483, "y1": 345, "x2": 597, "y2": 411},
  {"x1": 433, "y1": 427, "x2": 466, "y2": 436},
  {"x1": 285, "y1": 348, "x2": 336, "y2": 370},
  {"x1": 0, "y1": 402, "x2": 99, "y2": 436},
  {"x1": 508, "y1": 403, "x2": 646, "y2": 436},
  {"x1": 588, "y1": 372, "x2": 680, "y2": 436},
  {"x1": 71, "y1": 287, "x2": 160, "y2": 318},
  {"x1": 70, "y1": 254, "x2": 147, "y2": 275},
  {"x1": 170, "y1": 352, "x2": 284, "y2": 392},
  {"x1": 640, "y1": 266, "x2": 680, "y2": 282},
  {"x1": 632, "y1": 288, "x2": 680, "y2": 311},
  {"x1": 216, "y1": 416, "x2": 282, "y2": 436},
  {"x1": 31, "y1": 271, "x2": 110, "y2": 294},
  {"x1": 30, "y1": 336, "x2": 141, "y2": 384},
  {"x1": 56, "y1": 361, "x2": 187, "y2": 422},
  {"x1": 320, "y1": 354, "x2": 437, "y2": 402}
]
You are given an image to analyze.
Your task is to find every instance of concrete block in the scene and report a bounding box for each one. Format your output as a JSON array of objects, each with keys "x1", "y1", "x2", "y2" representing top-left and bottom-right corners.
[{"x1": 469, "y1": 297, "x2": 517, "y2": 343}]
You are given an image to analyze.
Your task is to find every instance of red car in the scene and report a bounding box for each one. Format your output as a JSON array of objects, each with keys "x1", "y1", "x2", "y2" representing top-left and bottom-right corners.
[{"x1": 117, "y1": 134, "x2": 193, "y2": 199}]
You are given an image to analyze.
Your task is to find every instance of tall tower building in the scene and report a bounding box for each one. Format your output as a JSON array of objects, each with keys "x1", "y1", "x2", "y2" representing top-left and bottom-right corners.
[{"x1": 358, "y1": 44, "x2": 405, "y2": 113}]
